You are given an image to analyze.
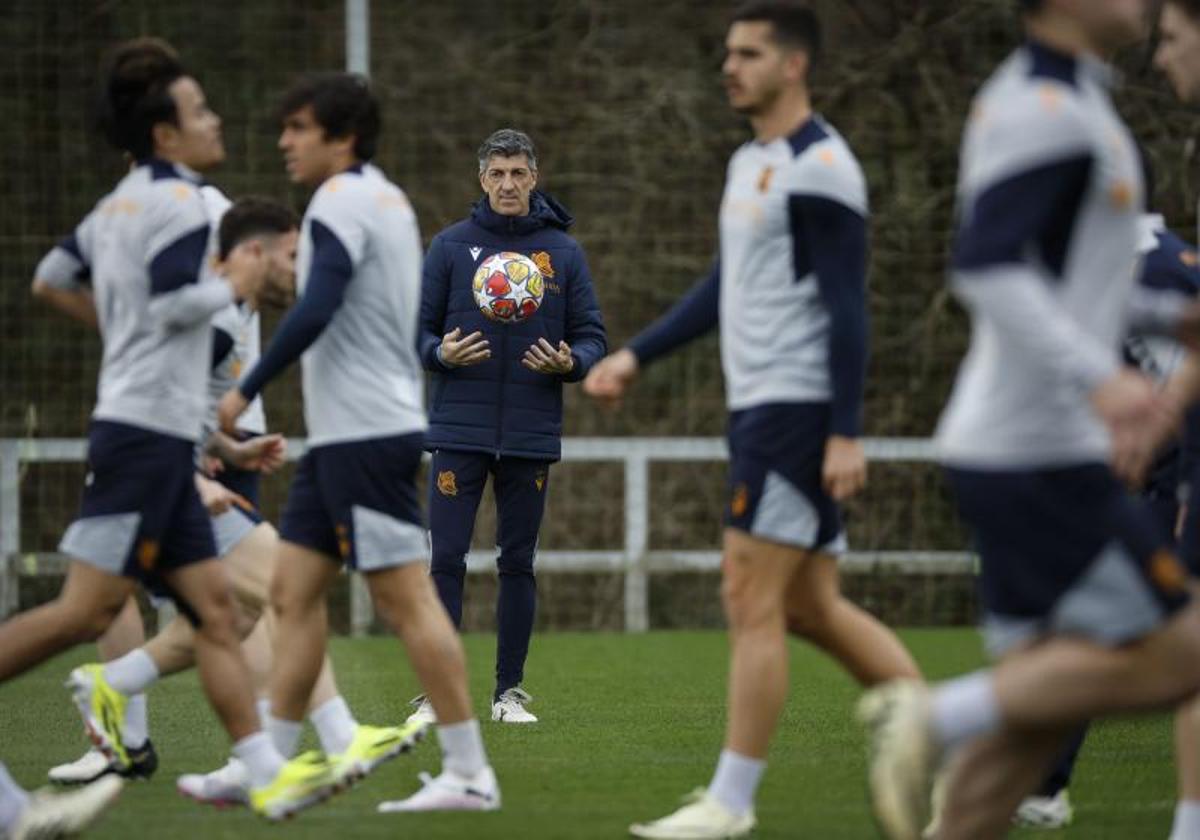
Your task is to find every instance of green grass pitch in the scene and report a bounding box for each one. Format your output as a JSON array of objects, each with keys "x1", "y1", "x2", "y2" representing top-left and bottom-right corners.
[{"x1": 0, "y1": 630, "x2": 1176, "y2": 838}]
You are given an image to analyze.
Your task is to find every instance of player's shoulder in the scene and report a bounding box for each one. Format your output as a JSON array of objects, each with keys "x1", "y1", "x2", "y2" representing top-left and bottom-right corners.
[
  {"x1": 971, "y1": 45, "x2": 1095, "y2": 150},
  {"x1": 781, "y1": 118, "x2": 867, "y2": 213},
  {"x1": 310, "y1": 163, "x2": 411, "y2": 221},
  {"x1": 199, "y1": 184, "x2": 232, "y2": 221}
]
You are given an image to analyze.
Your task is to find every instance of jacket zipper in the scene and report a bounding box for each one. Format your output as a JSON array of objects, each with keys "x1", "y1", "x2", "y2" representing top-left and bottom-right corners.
[{"x1": 495, "y1": 327, "x2": 508, "y2": 459}]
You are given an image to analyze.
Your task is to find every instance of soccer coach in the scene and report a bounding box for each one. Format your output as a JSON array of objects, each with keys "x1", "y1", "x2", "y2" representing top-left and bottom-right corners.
[{"x1": 415, "y1": 129, "x2": 607, "y2": 724}]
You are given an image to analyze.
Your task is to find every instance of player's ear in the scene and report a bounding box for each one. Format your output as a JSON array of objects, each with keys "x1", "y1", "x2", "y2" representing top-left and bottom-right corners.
[{"x1": 151, "y1": 120, "x2": 179, "y2": 156}]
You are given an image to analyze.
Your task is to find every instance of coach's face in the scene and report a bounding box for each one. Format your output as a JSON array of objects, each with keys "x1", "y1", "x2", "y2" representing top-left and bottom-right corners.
[
  {"x1": 279, "y1": 105, "x2": 352, "y2": 187},
  {"x1": 481, "y1": 153, "x2": 537, "y2": 217},
  {"x1": 1156, "y1": 3, "x2": 1200, "y2": 104},
  {"x1": 723, "y1": 21, "x2": 807, "y2": 117}
]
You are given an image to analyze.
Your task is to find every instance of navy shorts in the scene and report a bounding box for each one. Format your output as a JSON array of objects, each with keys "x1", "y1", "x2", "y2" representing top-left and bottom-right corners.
[
  {"x1": 946, "y1": 464, "x2": 1191, "y2": 658},
  {"x1": 60, "y1": 420, "x2": 217, "y2": 591},
  {"x1": 279, "y1": 433, "x2": 428, "y2": 571},
  {"x1": 725, "y1": 403, "x2": 845, "y2": 553}
]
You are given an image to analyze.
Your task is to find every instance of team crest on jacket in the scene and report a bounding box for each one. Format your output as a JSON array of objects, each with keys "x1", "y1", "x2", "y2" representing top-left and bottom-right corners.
[
  {"x1": 531, "y1": 251, "x2": 555, "y2": 278},
  {"x1": 757, "y1": 166, "x2": 774, "y2": 193},
  {"x1": 437, "y1": 470, "x2": 459, "y2": 497}
]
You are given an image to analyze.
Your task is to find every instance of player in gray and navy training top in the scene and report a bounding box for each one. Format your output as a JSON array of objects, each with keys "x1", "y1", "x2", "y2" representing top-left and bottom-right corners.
[
  {"x1": 219, "y1": 73, "x2": 499, "y2": 809},
  {"x1": 585, "y1": 4, "x2": 920, "y2": 837}
]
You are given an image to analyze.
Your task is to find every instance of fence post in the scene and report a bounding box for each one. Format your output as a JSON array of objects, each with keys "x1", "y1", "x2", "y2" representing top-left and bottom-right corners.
[
  {"x1": 623, "y1": 452, "x2": 649, "y2": 632},
  {"x1": 0, "y1": 440, "x2": 20, "y2": 619}
]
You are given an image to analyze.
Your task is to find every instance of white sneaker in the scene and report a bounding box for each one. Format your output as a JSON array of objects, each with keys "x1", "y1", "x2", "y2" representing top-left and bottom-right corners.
[
  {"x1": 176, "y1": 757, "x2": 249, "y2": 807},
  {"x1": 405, "y1": 695, "x2": 437, "y2": 727},
  {"x1": 10, "y1": 775, "x2": 123, "y2": 840},
  {"x1": 858, "y1": 679, "x2": 940, "y2": 840},
  {"x1": 47, "y1": 749, "x2": 112, "y2": 785},
  {"x1": 377, "y1": 766, "x2": 501, "y2": 813},
  {"x1": 491, "y1": 687, "x2": 538, "y2": 723},
  {"x1": 1015, "y1": 790, "x2": 1073, "y2": 829},
  {"x1": 629, "y1": 790, "x2": 756, "y2": 839}
]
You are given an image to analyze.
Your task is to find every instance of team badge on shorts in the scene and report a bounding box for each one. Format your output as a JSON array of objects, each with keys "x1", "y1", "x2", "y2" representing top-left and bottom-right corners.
[
  {"x1": 1150, "y1": 549, "x2": 1189, "y2": 595},
  {"x1": 437, "y1": 470, "x2": 458, "y2": 497},
  {"x1": 335, "y1": 523, "x2": 351, "y2": 559},
  {"x1": 137, "y1": 539, "x2": 160, "y2": 572},
  {"x1": 730, "y1": 483, "x2": 749, "y2": 518},
  {"x1": 535, "y1": 470, "x2": 546, "y2": 492}
]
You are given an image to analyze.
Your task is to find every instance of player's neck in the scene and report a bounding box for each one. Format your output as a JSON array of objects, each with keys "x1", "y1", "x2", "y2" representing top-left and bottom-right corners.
[
  {"x1": 1025, "y1": 14, "x2": 1106, "y2": 61},
  {"x1": 749, "y1": 88, "x2": 812, "y2": 145}
]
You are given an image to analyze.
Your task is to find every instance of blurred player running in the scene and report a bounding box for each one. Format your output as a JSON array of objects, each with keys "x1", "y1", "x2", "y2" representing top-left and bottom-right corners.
[
  {"x1": 0, "y1": 37, "x2": 334, "y2": 822},
  {"x1": 585, "y1": 3, "x2": 921, "y2": 837},
  {"x1": 218, "y1": 73, "x2": 500, "y2": 813},
  {"x1": 859, "y1": 2, "x2": 1200, "y2": 838}
]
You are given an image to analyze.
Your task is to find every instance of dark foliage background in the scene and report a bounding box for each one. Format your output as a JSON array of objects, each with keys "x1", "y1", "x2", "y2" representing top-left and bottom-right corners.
[{"x1": 4, "y1": 0, "x2": 1197, "y2": 627}]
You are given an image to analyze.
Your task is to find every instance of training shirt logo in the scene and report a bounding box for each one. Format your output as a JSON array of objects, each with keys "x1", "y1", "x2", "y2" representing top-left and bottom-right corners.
[
  {"x1": 469, "y1": 246, "x2": 483, "y2": 262},
  {"x1": 437, "y1": 470, "x2": 459, "y2": 497},
  {"x1": 532, "y1": 251, "x2": 555, "y2": 278}
]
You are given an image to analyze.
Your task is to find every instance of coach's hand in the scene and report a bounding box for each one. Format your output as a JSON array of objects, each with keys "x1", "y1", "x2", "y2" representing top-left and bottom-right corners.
[
  {"x1": 439, "y1": 327, "x2": 490, "y2": 367},
  {"x1": 217, "y1": 388, "x2": 250, "y2": 435},
  {"x1": 823, "y1": 436, "x2": 866, "y2": 501},
  {"x1": 583, "y1": 348, "x2": 639, "y2": 408},
  {"x1": 523, "y1": 338, "x2": 574, "y2": 375}
]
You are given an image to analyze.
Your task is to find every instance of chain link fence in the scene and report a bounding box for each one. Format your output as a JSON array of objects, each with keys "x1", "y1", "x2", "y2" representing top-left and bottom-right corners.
[{"x1": 3, "y1": 0, "x2": 1197, "y2": 629}]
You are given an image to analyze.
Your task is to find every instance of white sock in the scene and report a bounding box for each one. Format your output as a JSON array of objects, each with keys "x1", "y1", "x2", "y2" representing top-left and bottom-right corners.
[
  {"x1": 707, "y1": 749, "x2": 765, "y2": 817},
  {"x1": 310, "y1": 696, "x2": 358, "y2": 756},
  {"x1": 437, "y1": 719, "x2": 487, "y2": 778},
  {"x1": 1170, "y1": 800, "x2": 1200, "y2": 840},
  {"x1": 123, "y1": 693, "x2": 149, "y2": 748},
  {"x1": 102, "y1": 649, "x2": 159, "y2": 695},
  {"x1": 0, "y1": 763, "x2": 29, "y2": 833},
  {"x1": 931, "y1": 671, "x2": 1001, "y2": 750},
  {"x1": 255, "y1": 697, "x2": 271, "y2": 727},
  {"x1": 232, "y1": 732, "x2": 285, "y2": 789},
  {"x1": 266, "y1": 714, "x2": 303, "y2": 759}
]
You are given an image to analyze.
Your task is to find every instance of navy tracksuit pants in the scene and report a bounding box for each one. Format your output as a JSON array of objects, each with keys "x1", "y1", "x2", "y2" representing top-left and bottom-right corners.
[{"x1": 428, "y1": 449, "x2": 550, "y2": 700}]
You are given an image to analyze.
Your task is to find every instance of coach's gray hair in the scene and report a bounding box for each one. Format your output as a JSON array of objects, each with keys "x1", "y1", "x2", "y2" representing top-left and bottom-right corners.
[{"x1": 477, "y1": 128, "x2": 538, "y2": 174}]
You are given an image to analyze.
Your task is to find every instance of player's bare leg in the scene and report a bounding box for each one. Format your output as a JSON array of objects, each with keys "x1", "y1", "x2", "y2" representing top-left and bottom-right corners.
[
  {"x1": 784, "y1": 553, "x2": 920, "y2": 686},
  {"x1": 0, "y1": 562, "x2": 132, "y2": 682},
  {"x1": 162, "y1": 559, "x2": 261, "y2": 741},
  {"x1": 863, "y1": 605, "x2": 1200, "y2": 839},
  {"x1": 266, "y1": 542, "x2": 339, "y2": 724},
  {"x1": 721, "y1": 529, "x2": 804, "y2": 760},
  {"x1": 368, "y1": 563, "x2": 473, "y2": 725},
  {"x1": 935, "y1": 726, "x2": 1072, "y2": 840},
  {"x1": 97, "y1": 597, "x2": 144, "y2": 660},
  {"x1": 372, "y1": 562, "x2": 499, "y2": 813}
]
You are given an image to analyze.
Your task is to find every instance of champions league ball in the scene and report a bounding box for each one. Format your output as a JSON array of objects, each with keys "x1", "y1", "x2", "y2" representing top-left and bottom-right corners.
[{"x1": 472, "y1": 251, "x2": 544, "y2": 324}]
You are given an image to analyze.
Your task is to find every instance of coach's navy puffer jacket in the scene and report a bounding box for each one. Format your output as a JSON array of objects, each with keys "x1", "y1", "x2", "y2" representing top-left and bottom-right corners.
[{"x1": 419, "y1": 192, "x2": 607, "y2": 461}]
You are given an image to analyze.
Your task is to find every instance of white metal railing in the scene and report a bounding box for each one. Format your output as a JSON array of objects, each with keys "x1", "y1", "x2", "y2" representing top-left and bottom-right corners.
[{"x1": 0, "y1": 437, "x2": 974, "y2": 634}]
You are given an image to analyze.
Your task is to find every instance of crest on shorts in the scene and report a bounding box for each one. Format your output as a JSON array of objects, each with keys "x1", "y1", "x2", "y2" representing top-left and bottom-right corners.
[
  {"x1": 137, "y1": 539, "x2": 160, "y2": 571},
  {"x1": 535, "y1": 469, "x2": 547, "y2": 492},
  {"x1": 437, "y1": 470, "x2": 458, "y2": 497},
  {"x1": 730, "y1": 483, "x2": 749, "y2": 518},
  {"x1": 1149, "y1": 549, "x2": 1188, "y2": 594},
  {"x1": 335, "y1": 523, "x2": 351, "y2": 559},
  {"x1": 532, "y1": 251, "x2": 555, "y2": 278}
]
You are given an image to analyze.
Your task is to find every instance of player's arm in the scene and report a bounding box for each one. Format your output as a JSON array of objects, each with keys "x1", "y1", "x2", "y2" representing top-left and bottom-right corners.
[
  {"x1": 234, "y1": 220, "x2": 353, "y2": 402},
  {"x1": 555, "y1": 244, "x2": 607, "y2": 382},
  {"x1": 791, "y1": 194, "x2": 868, "y2": 438},
  {"x1": 144, "y1": 187, "x2": 234, "y2": 329},
  {"x1": 31, "y1": 228, "x2": 99, "y2": 329},
  {"x1": 1128, "y1": 232, "x2": 1200, "y2": 339},
  {"x1": 583, "y1": 259, "x2": 718, "y2": 405}
]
